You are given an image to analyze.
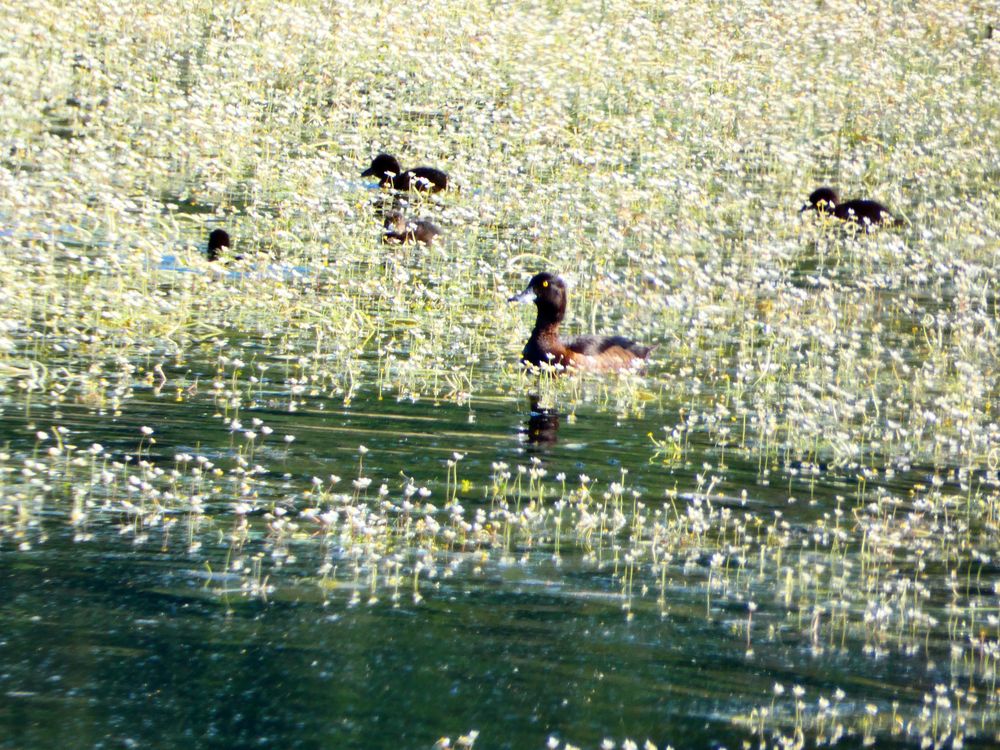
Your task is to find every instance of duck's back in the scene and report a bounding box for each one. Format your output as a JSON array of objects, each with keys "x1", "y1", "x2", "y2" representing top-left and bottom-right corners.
[
  {"x1": 384, "y1": 218, "x2": 442, "y2": 245},
  {"x1": 566, "y1": 334, "x2": 652, "y2": 371},
  {"x1": 409, "y1": 219, "x2": 442, "y2": 243}
]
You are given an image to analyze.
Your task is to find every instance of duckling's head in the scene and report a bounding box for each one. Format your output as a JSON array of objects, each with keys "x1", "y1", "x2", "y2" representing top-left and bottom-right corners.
[
  {"x1": 802, "y1": 187, "x2": 840, "y2": 213},
  {"x1": 362, "y1": 153, "x2": 402, "y2": 185},
  {"x1": 383, "y1": 210, "x2": 407, "y2": 233},
  {"x1": 509, "y1": 272, "x2": 567, "y2": 323},
  {"x1": 207, "y1": 229, "x2": 230, "y2": 261}
]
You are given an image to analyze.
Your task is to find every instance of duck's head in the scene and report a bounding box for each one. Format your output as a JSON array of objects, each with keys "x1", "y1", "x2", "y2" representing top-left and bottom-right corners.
[
  {"x1": 509, "y1": 272, "x2": 567, "y2": 323},
  {"x1": 362, "y1": 153, "x2": 402, "y2": 184},
  {"x1": 207, "y1": 229, "x2": 230, "y2": 261},
  {"x1": 383, "y1": 210, "x2": 407, "y2": 233},
  {"x1": 801, "y1": 187, "x2": 839, "y2": 213}
]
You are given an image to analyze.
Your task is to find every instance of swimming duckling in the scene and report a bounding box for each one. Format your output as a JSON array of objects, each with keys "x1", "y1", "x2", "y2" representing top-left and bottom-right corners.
[
  {"x1": 382, "y1": 211, "x2": 442, "y2": 245},
  {"x1": 509, "y1": 272, "x2": 653, "y2": 372},
  {"x1": 801, "y1": 187, "x2": 900, "y2": 227},
  {"x1": 361, "y1": 153, "x2": 448, "y2": 193},
  {"x1": 207, "y1": 229, "x2": 230, "y2": 261}
]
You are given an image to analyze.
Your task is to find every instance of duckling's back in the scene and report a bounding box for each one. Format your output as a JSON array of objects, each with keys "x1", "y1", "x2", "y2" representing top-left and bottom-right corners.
[
  {"x1": 394, "y1": 167, "x2": 448, "y2": 193},
  {"x1": 834, "y1": 199, "x2": 895, "y2": 225}
]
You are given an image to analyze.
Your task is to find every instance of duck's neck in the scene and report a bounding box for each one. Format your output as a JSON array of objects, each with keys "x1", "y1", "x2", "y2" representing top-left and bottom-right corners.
[
  {"x1": 531, "y1": 301, "x2": 565, "y2": 341},
  {"x1": 814, "y1": 194, "x2": 838, "y2": 213},
  {"x1": 380, "y1": 158, "x2": 403, "y2": 188}
]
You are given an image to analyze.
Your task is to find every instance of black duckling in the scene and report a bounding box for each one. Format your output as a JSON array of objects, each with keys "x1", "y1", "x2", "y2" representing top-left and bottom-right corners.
[
  {"x1": 801, "y1": 187, "x2": 899, "y2": 227},
  {"x1": 361, "y1": 153, "x2": 448, "y2": 193},
  {"x1": 509, "y1": 272, "x2": 653, "y2": 373},
  {"x1": 207, "y1": 229, "x2": 230, "y2": 261},
  {"x1": 382, "y1": 211, "x2": 442, "y2": 245}
]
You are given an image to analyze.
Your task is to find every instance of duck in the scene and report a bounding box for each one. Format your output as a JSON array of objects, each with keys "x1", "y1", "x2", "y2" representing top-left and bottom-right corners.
[
  {"x1": 361, "y1": 153, "x2": 448, "y2": 193},
  {"x1": 509, "y1": 272, "x2": 653, "y2": 372},
  {"x1": 207, "y1": 229, "x2": 230, "y2": 261},
  {"x1": 382, "y1": 211, "x2": 442, "y2": 245},
  {"x1": 800, "y1": 187, "x2": 900, "y2": 227}
]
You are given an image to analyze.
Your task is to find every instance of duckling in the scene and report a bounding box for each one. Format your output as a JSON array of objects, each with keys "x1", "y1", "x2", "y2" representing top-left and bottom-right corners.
[
  {"x1": 361, "y1": 153, "x2": 448, "y2": 193},
  {"x1": 382, "y1": 211, "x2": 442, "y2": 245},
  {"x1": 801, "y1": 187, "x2": 899, "y2": 227},
  {"x1": 207, "y1": 229, "x2": 230, "y2": 261},
  {"x1": 509, "y1": 272, "x2": 653, "y2": 372}
]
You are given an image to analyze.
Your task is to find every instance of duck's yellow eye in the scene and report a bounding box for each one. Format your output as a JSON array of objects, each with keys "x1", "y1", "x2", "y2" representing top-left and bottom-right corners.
[{"x1": 542, "y1": 280, "x2": 549, "y2": 287}]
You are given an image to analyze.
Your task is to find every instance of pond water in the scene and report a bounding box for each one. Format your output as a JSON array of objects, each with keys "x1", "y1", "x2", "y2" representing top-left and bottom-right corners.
[{"x1": 3, "y1": 365, "x2": 998, "y2": 749}]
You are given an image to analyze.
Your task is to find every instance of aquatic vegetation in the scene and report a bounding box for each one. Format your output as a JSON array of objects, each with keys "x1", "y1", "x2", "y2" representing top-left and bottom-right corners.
[{"x1": 1, "y1": 0, "x2": 999, "y2": 748}]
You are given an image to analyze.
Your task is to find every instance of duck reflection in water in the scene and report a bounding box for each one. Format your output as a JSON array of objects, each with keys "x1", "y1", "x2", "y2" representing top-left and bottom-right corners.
[{"x1": 521, "y1": 396, "x2": 561, "y2": 447}]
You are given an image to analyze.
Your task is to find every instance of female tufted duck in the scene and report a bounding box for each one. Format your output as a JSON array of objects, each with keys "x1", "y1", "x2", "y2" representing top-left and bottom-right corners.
[
  {"x1": 207, "y1": 229, "x2": 230, "y2": 261},
  {"x1": 509, "y1": 272, "x2": 653, "y2": 372},
  {"x1": 361, "y1": 153, "x2": 448, "y2": 193},
  {"x1": 801, "y1": 187, "x2": 899, "y2": 227},
  {"x1": 382, "y1": 211, "x2": 442, "y2": 245}
]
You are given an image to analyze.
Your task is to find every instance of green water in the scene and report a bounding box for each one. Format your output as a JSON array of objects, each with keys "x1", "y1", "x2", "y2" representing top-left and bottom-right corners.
[{"x1": 0, "y1": 378, "x2": 993, "y2": 749}]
